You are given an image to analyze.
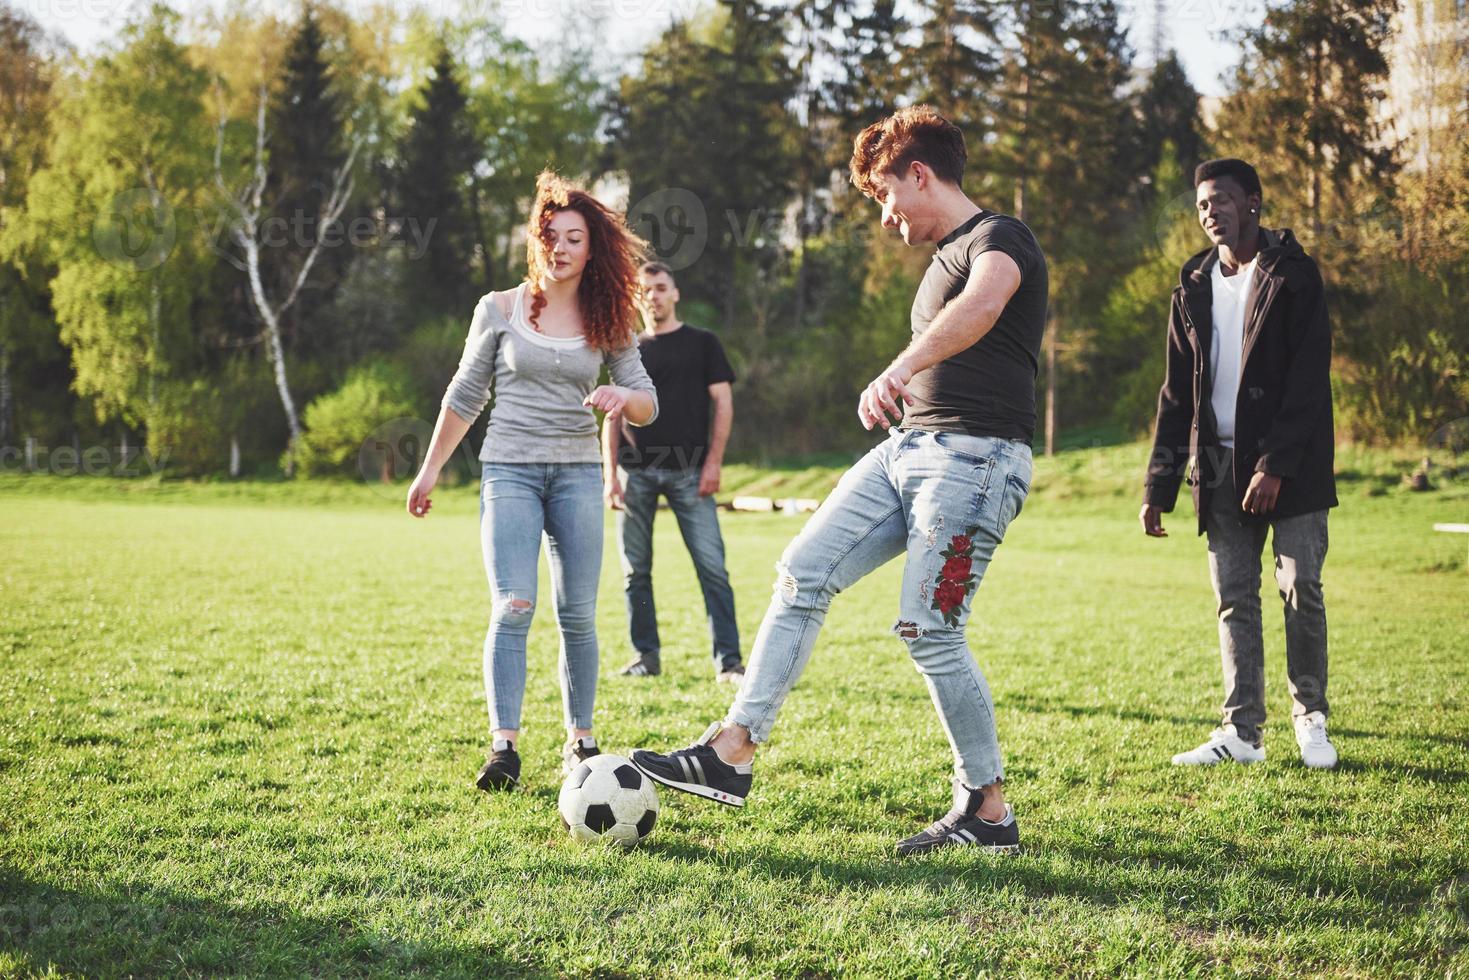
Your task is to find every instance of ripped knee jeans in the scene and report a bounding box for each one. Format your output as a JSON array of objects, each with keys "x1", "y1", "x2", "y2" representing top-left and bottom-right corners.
[
  {"x1": 725, "y1": 428, "x2": 1031, "y2": 794},
  {"x1": 480, "y1": 462, "x2": 604, "y2": 733}
]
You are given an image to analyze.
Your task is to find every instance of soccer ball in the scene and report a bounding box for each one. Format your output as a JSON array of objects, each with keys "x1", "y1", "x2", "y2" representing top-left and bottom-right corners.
[{"x1": 558, "y1": 754, "x2": 659, "y2": 848}]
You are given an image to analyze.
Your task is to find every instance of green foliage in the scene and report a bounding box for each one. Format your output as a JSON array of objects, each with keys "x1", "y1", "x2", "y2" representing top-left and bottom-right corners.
[
  {"x1": 9, "y1": 3, "x2": 218, "y2": 430},
  {"x1": 144, "y1": 379, "x2": 230, "y2": 477},
  {"x1": 1336, "y1": 274, "x2": 1469, "y2": 443},
  {"x1": 611, "y1": 2, "x2": 800, "y2": 328},
  {"x1": 295, "y1": 360, "x2": 417, "y2": 477},
  {"x1": 1090, "y1": 147, "x2": 1199, "y2": 437},
  {"x1": 395, "y1": 41, "x2": 478, "y2": 317},
  {"x1": 262, "y1": 6, "x2": 359, "y2": 361},
  {"x1": 1216, "y1": 0, "x2": 1398, "y2": 246},
  {"x1": 2, "y1": 0, "x2": 1464, "y2": 468},
  {"x1": 1136, "y1": 52, "x2": 1204, "y2": 178}
]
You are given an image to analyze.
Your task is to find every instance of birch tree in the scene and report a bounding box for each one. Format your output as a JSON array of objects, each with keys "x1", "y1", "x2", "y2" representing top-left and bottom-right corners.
[{"x1": 213, "y1": 82, "x2": 361, "y2": 473}]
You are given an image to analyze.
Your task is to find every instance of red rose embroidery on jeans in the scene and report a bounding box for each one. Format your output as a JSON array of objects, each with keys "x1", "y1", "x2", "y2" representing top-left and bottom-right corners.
[{"x1": 930, "y1": 526, "x2": 982, "y2": 627}]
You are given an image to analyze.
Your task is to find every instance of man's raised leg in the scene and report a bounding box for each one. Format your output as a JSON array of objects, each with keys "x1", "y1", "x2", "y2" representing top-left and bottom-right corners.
[{"x1": 632, "y1": 434, "x2": 910, "y2": 804}]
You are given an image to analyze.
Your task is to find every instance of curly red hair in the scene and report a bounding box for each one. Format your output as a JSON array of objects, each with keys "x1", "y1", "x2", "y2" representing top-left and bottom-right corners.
[{"x1": 525, "y1": 171, "x2": 647, "y2": 352}]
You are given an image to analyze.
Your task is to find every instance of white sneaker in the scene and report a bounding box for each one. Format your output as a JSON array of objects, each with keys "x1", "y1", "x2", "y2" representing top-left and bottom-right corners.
[
  {"x1": 1294, "y1": 711, "x2": 1338, "y2": 769},
  {"x1": 1171, "y1": 724, "x2": 1265, "y2": 766}
]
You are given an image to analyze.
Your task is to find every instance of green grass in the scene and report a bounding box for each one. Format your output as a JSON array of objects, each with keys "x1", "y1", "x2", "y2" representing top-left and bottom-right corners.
[{"x1": 2, "y1": 442, "x2": 1467, "y2": 977}]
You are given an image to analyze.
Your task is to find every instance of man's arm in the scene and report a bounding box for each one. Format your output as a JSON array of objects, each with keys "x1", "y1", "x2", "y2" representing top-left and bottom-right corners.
[
  {"x1": 858, "y1": 250, "x2": 1022, "y2": 430},
  {"x1": 700, "y1": 381, "x2": 733, "y2": 496},
  {"x1": 601, "y1": 413, "x2": 624, "y2": 510},
  {"x1": 1139, "y1": 290, "x2": 1196, "y2": 536}
]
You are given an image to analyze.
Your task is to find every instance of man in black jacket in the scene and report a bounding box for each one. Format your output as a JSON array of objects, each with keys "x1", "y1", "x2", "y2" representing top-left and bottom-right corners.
[{"x1": 1140, "y1": 158, "x2": 1339, "y2": 770}]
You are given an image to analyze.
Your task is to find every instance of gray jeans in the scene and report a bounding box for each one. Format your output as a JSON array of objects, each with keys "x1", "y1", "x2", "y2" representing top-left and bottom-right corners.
[{"x1": 1204, "y1": 450, "x2": 1330, "y2": 744}]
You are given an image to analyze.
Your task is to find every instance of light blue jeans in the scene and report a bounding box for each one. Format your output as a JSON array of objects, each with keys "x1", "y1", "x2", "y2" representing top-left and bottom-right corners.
[
  {"x1": 479, "y1": 462, "x2": 604, "y2": 732},
  {"x1": 725, "y1": 428, "x2": 1031, "y2": 800}
]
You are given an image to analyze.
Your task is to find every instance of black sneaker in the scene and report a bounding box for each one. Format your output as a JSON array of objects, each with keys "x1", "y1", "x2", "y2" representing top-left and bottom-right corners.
[
  {"x1": 474, "y1": 738, "x2": 520, "y2": 792},
  {"x1": 562, "y1": 735, "x2": 600, "y2": 776},
  {"x1": 620, "y1": 655, "x2": 660, "y2": 677},
  {"x1": 631, "y1": 723, "x2": 752, "y2": 807},
  {"x1": 896, "y1": 802, "x2": 1021, "y2": 857},
  {"x1": 715, "y1": 663, "x2": 745, "y2": 685}
]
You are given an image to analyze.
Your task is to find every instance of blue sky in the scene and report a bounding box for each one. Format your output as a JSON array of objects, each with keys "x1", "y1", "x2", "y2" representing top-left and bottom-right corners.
[{"x1": 27, "y1": 0, "x2": 1249, "y2": 97}]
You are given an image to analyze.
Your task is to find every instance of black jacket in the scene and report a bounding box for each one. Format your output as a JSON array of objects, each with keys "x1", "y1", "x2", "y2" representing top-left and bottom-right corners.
[{"x1": 1144, "y1": 227, "x2": 1338, "y2": 535}]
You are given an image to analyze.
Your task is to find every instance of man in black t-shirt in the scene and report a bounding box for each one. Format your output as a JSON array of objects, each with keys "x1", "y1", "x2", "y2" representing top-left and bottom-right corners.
[
  {"x1": 601, "y1": 262, "x2": 745, "y2": 684},
  {"x1": 632, "y1": 107, "x2": 1047, "y2": 857}
]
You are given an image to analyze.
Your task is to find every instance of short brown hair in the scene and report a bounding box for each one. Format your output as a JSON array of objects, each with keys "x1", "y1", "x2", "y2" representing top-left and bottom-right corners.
[
  {"x1": 640, "y1": 261, "x2": 674, "y2": 280},
  {"x1": 849, "y1": 105, "x2": 966, "y2": 198}
]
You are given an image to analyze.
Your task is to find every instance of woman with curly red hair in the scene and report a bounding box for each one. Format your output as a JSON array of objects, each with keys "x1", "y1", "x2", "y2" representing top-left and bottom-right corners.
[{"x1": 407, "y1": 171, "x2": 658, "y2": 791}]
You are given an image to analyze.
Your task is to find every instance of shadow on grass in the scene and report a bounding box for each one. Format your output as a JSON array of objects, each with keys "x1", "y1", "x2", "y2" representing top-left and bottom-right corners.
[
  {"x1": 0, "y1": 869, "x2": 551, "y2": 979},
  {"x1": 641, "y1": 788, "x2": 1467, "y2": 942}
]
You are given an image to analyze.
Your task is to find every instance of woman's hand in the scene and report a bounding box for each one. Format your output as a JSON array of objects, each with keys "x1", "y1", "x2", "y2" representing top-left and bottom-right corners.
[
  {"x1": 585, "y1": 385, "x2": 630, "y2": 422},
  {"x1": 407, "y1": 465, "x2": 440, "y2": 518}
]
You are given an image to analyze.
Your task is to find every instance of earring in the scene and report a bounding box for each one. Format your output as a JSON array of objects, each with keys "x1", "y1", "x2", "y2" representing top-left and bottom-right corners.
[{"x1": 1249, "y1": 209, "x2": 1257, "y2": 214}]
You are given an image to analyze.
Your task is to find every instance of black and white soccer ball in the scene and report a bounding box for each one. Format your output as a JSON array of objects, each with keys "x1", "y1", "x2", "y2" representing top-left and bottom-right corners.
[{"x1": 558, "y1": 754, "x2": 660, "y2": 848}]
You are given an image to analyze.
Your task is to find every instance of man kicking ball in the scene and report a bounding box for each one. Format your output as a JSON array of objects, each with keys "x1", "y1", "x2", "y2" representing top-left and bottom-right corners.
[{"x1": 632, "y1": 106, "x2": 1049, "y2": 856}]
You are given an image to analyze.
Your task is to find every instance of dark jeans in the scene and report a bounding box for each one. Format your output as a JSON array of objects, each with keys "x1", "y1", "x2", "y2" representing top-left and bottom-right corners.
[
  {"x1": 617, "y1": 467, "x2": 741, "y2": 672},
  {"x1": 1204, "y1": 449, "x2": 1330, "y2": 744}
]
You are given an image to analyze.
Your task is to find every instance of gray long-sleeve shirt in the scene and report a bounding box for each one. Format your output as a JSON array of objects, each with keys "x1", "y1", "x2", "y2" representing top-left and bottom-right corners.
[{"x1": 441, "y1": 285, "x2": 659, "y2": 464}]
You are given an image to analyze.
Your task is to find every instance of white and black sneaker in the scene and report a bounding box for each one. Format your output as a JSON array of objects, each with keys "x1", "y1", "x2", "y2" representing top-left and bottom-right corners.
[
  {"x1": 631, "y1": 723, "x2": 752, "y2": 807},
  {"x1": 620, "y1": 656, "x2": 660, "y2": 677},
  {"x1": 1171, "y1": 724, "x2": 1266, "y2": 766},
  {"x1": 1294, "y1": 711, "x2": 1338, "y2": 769},
  {"x1": 896, "y1": 802, "x2": 1021, "y2": 857},
  {"x1": 562, "y1": 735, "x2": 600, "y2": 776}
]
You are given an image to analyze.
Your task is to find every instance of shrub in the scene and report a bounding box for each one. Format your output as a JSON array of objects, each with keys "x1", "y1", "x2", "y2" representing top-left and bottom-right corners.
[{"x1": 295, "y1": 361, "x2": 417, "y2": 478}]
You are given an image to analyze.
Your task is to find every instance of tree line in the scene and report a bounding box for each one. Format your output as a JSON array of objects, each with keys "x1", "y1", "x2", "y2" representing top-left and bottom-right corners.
[{"x1": 0, "y1": 0, "x2": 1464, "y2": 477}]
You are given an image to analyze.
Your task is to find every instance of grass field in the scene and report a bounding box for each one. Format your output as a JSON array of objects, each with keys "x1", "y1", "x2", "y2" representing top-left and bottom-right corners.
[{"x1": 2, "y1": 442, "x2": 1467, "y2": 977}]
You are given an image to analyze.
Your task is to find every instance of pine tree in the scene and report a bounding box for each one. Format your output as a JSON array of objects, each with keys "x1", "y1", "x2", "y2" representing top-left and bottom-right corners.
[
  {"x1": 1215, "y1": 0, "x2": 1398, "y2": 242},
  {"x1": 613, "y1": 2, "x2": 799, "y2": 330},
  {"x1": 1136, "y1": 51, "x2": 1204, "y2": 179},
  {"x1": 830, "y1": 0, "x2": 910, "y2": 129},
  {"x1": 263, "y1": 6, "x2": 355, "y2": 354},
  {"x1": 984, "y1": 0, "x2": 1138, "y2": 451},
  {"x1": 909, "y1": 0, "x2": 1002, "y2": 156},
  {"x1": 396, "y1": 41, "x2": 477, "y2": 318}
]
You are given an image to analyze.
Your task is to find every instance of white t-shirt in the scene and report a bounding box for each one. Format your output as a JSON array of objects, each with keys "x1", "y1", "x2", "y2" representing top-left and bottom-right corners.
[{"x1": 1209, "y1": 256, "x2": 1256, "y2": 449}]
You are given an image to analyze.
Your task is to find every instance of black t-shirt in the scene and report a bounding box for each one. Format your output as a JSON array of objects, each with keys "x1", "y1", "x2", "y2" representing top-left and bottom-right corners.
[
  {"x1": 618, "y1": 324, "x2": 736, "y2": 470},
  {"x1": 902, "y1": 209, "x2": 1049, "y2": 442}
]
